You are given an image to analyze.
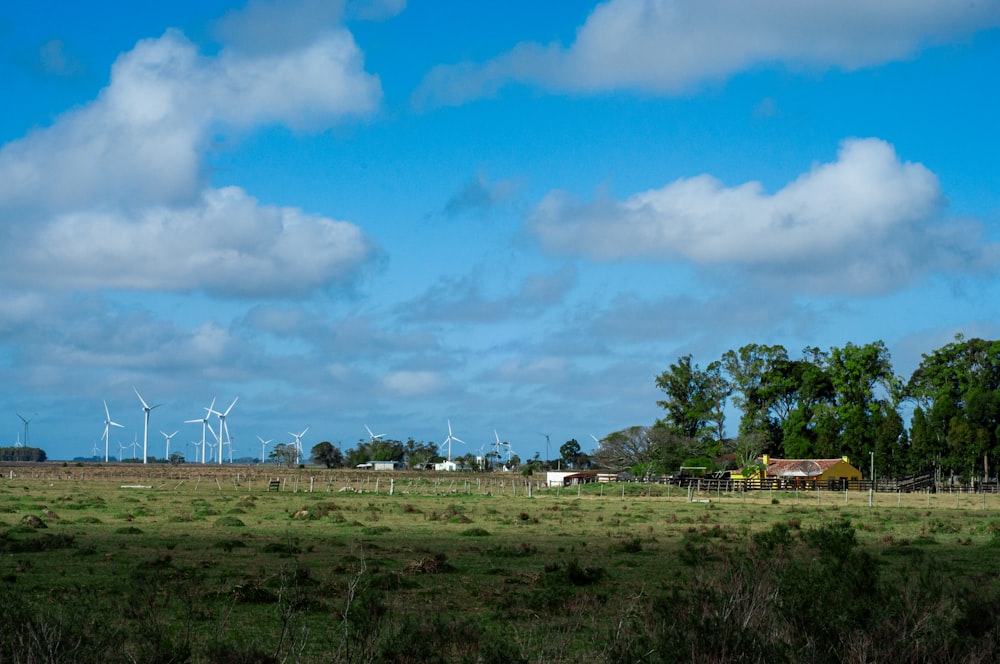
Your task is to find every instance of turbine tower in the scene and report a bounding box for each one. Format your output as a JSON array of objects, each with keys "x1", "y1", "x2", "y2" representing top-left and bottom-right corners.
[
  {"x1": 442, "y1": 419, "x2": 465, "y2": 461},
  {"x1": 102, "y1": 401, "x2": 124, "y2": 463},
  {"x1": 133, "y1": 387, "x2": 160, "y2": 464}
]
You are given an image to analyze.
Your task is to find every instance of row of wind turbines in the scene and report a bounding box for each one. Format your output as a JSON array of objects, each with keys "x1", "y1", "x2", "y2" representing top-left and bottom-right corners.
[
  {"x1": 99, "y1": 390, "x2": 514, "y2": 467},
  {"x1": 365, "y1": 419, "x2": 515, "y2": 465},
  {"x1": 100, "y1": 388, "x2": 271, "y2": 464}
]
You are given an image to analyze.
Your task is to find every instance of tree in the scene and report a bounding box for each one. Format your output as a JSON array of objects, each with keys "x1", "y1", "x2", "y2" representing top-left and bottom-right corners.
[
  {"x1": 593, "y1": 426, "x2": 655, "y2": 473},
  {"x1": 310, "y1": 442, "x2": 343, "y2": 469},
  {"x1": 908, "y1": 336, "x2": 1000, "y2": 480},
  {"x1": 655, "y1": 355, "x2": 721, "y2": 443},
  {"x1": 559, "y1": 439, "x2": 581, "y2": 468},
  {"x1": 269, "y1": 443, "x2": 298, "y2": 468},
  {"x1": 721, "y1": 343, "x2": 789, "y2": 451}
]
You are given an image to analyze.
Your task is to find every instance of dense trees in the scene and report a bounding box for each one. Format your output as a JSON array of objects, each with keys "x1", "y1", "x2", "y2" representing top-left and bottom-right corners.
[
  {"x1": 0, "y1": 446, "x2": 46, "y2": 462},
  {"x1": 599, "y1": 335, "x2": 1000, "y2": 481}
]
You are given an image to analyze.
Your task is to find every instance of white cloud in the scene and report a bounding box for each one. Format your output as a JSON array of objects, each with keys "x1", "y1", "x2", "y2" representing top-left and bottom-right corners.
[
  {"x1": 529, "y1": 138, "x2": 1000, "y2": 295},
  {"x1": 0, "y1": 22, "x2": 381, "y2": 297},
  {"x1": 415, "y1": 0, "x2": 1000, "y2": 106},
  {"x1": 3, "y1": 187, "x2": 373, "y2": 297}
]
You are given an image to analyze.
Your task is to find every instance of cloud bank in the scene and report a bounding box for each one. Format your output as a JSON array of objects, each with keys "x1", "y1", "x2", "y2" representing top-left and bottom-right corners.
[
  {"x1": 0, "y1": 21, "x2": 382, "y2": 297},
  {"x1": 528, "y1": 138, "x2": 999, "y2": 295},
  {"x1": 416, "y1": 0, "x2": 1000, "y2": 106}
]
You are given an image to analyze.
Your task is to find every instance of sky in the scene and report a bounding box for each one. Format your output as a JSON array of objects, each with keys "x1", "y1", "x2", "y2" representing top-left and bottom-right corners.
[{"x1": 1, "y1": 0, "x2": 999, "y2": 462}]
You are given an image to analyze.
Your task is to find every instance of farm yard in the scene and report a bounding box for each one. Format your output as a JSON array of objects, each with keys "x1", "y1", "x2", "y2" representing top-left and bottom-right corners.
[{"x1": 2, "y1": 463, "x2": 1000, "y2": 663}]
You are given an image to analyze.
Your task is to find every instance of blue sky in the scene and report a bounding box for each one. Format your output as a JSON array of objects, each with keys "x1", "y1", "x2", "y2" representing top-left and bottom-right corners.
[{"x1": 1, "y1": 0, "x2": 998, "y2": 462}]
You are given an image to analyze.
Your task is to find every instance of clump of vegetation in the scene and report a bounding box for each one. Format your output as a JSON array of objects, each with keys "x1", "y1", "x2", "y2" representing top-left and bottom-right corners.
[
  {"x1": 459, "y1": 527, "x2": 491, "y2": 537},
  {"x1": 213, "y1": 516, "x2": 246, "y2": 528}
]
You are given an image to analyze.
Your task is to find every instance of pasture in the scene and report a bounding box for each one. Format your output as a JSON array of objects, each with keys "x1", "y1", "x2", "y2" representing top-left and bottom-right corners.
[{"x1": 2, "y1": 463, "x2": 1000, "y2": 663}]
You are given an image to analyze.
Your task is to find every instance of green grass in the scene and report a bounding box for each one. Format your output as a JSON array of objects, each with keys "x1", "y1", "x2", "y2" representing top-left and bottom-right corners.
[{"x1": 1, "y1": 468, "x2": 1000, "y2": 661}]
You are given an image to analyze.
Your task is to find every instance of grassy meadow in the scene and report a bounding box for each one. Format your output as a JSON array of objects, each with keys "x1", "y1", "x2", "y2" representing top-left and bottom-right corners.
[{"x1": 2, "y1": 463, "x2": 1000, "y2": 662}]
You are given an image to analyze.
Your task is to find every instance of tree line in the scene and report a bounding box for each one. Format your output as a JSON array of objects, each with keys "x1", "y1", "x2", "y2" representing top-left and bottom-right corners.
[{"x1": 594, "y1": 335, "x2": 1000, "y2": 482}]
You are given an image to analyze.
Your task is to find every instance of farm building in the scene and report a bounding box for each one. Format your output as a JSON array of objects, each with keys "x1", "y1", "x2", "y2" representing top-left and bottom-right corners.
[
  {"x1": 546, "y1": 471, "x2": 598, "y2": 487},
  {"x1": 355, "y1": 461, "x2": 405, "y2": 470},
  {"x1": 739, "y1": 455, "x2": 862, "y2": 489}
]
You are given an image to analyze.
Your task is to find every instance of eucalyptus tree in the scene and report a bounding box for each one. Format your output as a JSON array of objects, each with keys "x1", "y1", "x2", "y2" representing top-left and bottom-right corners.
[
  {"x1": 824, "y1": 340, "x2": 901, "y2": 467},
  {"x1": 720, "y1": 343, "x2": 790, "y2": 453},
  {"x1": 907, "y1": 335, "x2": 1000, "y2": 480},
  {"x1": 655, "y1": 355, "x2": 730, "y2": 456}
]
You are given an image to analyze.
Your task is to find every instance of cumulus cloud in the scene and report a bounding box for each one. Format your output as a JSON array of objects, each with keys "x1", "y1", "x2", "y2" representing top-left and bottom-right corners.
[
  {"x1": 528, "y1": 138, "x2": 1000, "y2": 295},
  {"x1": 415, "y1": 0, "x2": 1000, "y2": 106},
  {"x1": 0, "y1": 20, "x2": 382, "y2": 297},
  {"x1": 3, "y1": 187, "x2": 373, "y2": 297}
]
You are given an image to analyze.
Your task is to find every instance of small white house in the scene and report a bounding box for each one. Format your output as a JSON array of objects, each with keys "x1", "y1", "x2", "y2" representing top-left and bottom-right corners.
[{"x1": 434, "y1": 460, "x2": 467, "y2": 472}]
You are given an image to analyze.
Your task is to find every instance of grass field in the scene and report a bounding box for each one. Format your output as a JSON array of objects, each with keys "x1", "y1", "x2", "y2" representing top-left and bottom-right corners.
[{"x1": 2, "y1": 463, "x2": 1000, "y2": 663}]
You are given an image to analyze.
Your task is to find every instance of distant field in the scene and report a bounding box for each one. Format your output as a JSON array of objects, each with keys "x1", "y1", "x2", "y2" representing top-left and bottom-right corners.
[{"x1": 2, "y1": 463, "x2": 1000, "y2": 662}]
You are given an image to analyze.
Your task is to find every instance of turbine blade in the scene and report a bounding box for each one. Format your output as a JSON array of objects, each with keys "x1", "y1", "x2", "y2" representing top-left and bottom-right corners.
[{"x1": 133, "y1": 386, "x2": 149, "y2": 409}]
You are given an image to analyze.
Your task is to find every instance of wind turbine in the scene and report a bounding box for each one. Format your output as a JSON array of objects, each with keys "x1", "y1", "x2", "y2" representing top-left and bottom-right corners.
[
  {"x1": 185, "y1": 398, "x2": 216, "y2": 464},
  {"x1": 16, "y1": 413, "x2": 31, "y2": 447},
  {"x1": 494, "y1": 430, "x2": 513, "y2": 465},
  {"x1": 442, "y1": 420, "x2": 465, "y2": 461},
  {"x1": 364, "y1": 424, "x2": 384, "y2": 444},
  {"x1": 208, "y1": 397, "x2": 239, "y2": 463},
  {"x1": 161, "y1": 430, "x2": 177, "y2": 459},
  {"x1": 258, "y1": 436, "x2": 273, "y2": 464},
  {"x1": 289, "y1": 427, "x2": 309, "y2": 462},
  {"x1": 133, "y1": 387, "x2": 160, "y2": 464},
  {"x1": 118, "y1": 442, "x2": 128, "y2": 461},
  {"x1": 102, "y1": 401, "x2": 124, "y2": 463}
]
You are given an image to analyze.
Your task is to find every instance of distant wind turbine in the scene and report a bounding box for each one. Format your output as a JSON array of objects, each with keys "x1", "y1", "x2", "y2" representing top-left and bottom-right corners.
[
  {"x1": 185, "y1": 398, "x2": 216, "y2": 464},
  {"x1": 161, "y1": 430, "x2": 177, "y2": 459},
  {"x1": 258, "y1": 436, "x2": 273, "y2": 464},
  {"x1": 442, "y1": 420, "x2": 465, "y2": 461},
  {"x1": 364, "y1": 424, "x2": 384, "y2": 444},
  {"x1": 16, "y1": 413, "x2": 31, "y2": 447},
  {"x1": 208, "y1": 397, "x2": 239, "y2": 463},
  {"x1": 133, "y1": 387, "x2": 160, "y2": 464},
  {"x1": 102, "y1": 401, "x2": 125, "y2": 463},
  {"x1": 289, "y1": 427, "x2": 309, "y2": 462}
]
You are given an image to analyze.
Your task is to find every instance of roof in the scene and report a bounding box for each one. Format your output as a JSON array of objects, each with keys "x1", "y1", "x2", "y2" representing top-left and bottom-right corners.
[{"x1": 761, "y1": 458, "x2": 853, "y2": 478}]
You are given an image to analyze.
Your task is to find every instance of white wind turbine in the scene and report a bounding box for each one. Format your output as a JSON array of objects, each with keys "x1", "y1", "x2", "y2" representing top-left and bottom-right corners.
[
  {"x1": 185, "y1": 398, "x2": 216, "y2": 464},
  {"x1": 364, "y1": 424, "x2": 384, "y2": 444},
  {"x1": 258, "y1": 436, "x2": 273, "y2": 464},
  {"x1": 442, "y1": 419, "x2": 465, "y2": 461},
  {"x1": 290, "y1": 427, "x2": 309, "y2": 463},
  {"x1": 16, "y1": 413, "x2": 31, "y2": 447},
  {"x1": 161, "y1": 430, "x2": 177, "y2": 459},
  {"x1": 494, "y1": 429, "x2": 513, "y2": 465},
  {"x1": 133, "y1": 387, "x2": 160, "y2": 464},
  {"x1": 102, "y1": 401, "x2": 124, "y2": 463},
  {"x1": 208, "y1": 397, "x2": 239, "y2": 463}
]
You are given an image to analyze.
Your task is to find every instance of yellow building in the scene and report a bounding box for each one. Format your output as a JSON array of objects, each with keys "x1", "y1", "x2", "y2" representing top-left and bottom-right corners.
[{"x1": 738, "y1": 455, "x2": 862, "y2": 489}]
